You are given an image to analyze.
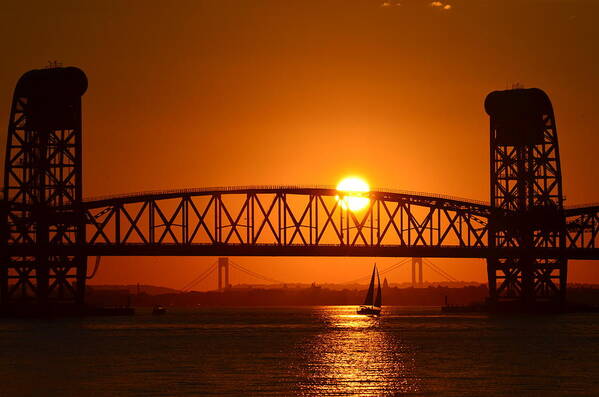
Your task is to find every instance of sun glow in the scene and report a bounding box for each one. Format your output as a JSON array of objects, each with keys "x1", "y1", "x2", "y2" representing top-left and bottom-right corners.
[{"x1": 336, "y1": 177, "x2": 370, "y2": 212}]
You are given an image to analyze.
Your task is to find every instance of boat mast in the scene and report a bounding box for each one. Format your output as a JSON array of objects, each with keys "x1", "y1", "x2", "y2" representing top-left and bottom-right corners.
[{"x1": 374, "y1": 265, "x2": 382, "y2": 308}]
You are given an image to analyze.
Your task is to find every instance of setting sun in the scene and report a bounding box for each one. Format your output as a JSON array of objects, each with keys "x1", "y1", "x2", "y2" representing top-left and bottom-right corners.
[{"x1": 336, "y1": 176, "x2": 370, "y2": 212}]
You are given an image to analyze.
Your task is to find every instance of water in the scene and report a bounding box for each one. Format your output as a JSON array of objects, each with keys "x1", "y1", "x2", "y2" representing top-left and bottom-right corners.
[{"x1": 1, "y1": 306, "x2": 598, "y2": 396}]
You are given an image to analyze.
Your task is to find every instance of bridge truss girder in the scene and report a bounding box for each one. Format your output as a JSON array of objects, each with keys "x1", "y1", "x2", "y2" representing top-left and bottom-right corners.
[{"x1": 81, "y1": 190, "x2": 490, "y2": 250}]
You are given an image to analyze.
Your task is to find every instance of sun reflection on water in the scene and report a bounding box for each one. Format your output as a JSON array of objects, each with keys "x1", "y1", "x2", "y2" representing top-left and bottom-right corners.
[{"x1": 295, "y1": 306, "x2": 421, "y2": 396}]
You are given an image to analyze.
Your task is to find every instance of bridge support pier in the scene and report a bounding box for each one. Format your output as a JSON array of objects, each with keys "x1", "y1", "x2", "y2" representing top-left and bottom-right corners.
[
  {"x1": 1, "y1": 67, "x2": 88, "y2": 310},
  {"x1": 485, "y1": 88, "x2": 567, "y2": 306}
]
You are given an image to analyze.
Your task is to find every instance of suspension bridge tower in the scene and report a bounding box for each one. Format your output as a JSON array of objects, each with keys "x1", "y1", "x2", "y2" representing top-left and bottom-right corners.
[
  {"x1": 1, "y1": 67, "x2": 88, "y2": 308},
  {"x1": 218, "y1": 257, "x2": 230, "y2": 290},
  {"x1": 485, "y1": 88, "x2": 567, "y2": 305},
  {"x1": 411, "y1": 257, "x2": 423, "y2": 288}
]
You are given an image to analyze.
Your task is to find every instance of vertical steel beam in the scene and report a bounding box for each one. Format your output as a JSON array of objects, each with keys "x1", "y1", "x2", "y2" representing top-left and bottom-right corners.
[{"x1": 0, "y1": 199, "x2": 7, "y2": 306}]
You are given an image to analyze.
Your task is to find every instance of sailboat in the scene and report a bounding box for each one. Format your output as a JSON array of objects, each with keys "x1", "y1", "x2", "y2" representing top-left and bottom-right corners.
[{"x1": 357, "y1": 264, "x2": 382, "y2": 315}]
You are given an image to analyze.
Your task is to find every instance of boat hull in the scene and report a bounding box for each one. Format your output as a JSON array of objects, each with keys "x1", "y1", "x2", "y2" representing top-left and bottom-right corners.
[
  {"x1": 152, "y1": 306, "x2": 167, "y2": 315},
  {"x1": 357, "y1": 306, "x2": 381, "y2": 315}
]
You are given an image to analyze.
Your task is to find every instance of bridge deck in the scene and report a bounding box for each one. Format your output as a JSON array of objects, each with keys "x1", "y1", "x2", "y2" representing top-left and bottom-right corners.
[{"x1": 7, "y1": 243, "x2": 599, "y2": 259}]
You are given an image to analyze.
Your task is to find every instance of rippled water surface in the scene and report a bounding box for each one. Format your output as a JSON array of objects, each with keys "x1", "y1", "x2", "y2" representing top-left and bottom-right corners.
[{"x1": 1, "y1": 306, "x2": 599, "y2": 396}]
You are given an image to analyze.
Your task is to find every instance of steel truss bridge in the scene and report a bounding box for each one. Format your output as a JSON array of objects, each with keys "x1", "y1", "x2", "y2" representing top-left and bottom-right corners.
[{"x1": 1, "y1": 67, "x2": 598, "y2": 308}]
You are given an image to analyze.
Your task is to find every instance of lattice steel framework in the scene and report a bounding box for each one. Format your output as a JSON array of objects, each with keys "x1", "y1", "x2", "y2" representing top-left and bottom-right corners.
[
  {"x1": 1, "y1": 67, "x2": 88, "y2": 306},
  {"x1": 566, "y1": 206, "x2": 599, "y2": 251},
  {"x1": 76, "y1": 188, "x2": 491, "y2": 256},
  {"x1": 485, "y1": 88, "x2": 567, "y2": 303}
]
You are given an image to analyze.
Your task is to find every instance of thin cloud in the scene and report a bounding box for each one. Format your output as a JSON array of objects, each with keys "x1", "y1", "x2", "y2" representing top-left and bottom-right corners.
[{"x1": 431, "y1": 1, "x2": 452, "y2": 10}]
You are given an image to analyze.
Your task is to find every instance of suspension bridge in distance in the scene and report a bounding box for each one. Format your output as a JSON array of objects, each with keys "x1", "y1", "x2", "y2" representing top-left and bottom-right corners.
[
  {"x1": 181, "y1": 257, "x2": 288, "y2": 292},
  {"x1": 2, "y1": 66, "x2": 599, "y2": 313},
  {"x1": 180, "y1": 257, "x2": 455, "y2": 292}
]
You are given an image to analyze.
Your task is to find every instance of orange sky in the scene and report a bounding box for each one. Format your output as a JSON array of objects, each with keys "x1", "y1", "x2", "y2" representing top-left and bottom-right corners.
[{"x1": 1, "y1": 0, "x2": 598, "y2": 289}]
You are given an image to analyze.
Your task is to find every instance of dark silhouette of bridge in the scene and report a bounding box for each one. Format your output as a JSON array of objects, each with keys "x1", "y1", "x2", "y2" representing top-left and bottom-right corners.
[
  {"x1": 182, "y1": 257, "x2": 456, "y2": 292},
  {"x1": 1, "y1": 67, "x2": 598, "y2": 311}
]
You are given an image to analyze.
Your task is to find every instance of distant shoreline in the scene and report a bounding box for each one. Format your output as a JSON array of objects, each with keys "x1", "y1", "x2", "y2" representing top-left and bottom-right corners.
[{"x1": 86, "y1": 284, "x2": 599, "y2": 308}]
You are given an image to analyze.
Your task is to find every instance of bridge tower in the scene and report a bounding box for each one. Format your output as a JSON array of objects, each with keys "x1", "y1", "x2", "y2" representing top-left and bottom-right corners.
[
  {"x1": 411, "y1": 257, "x2": 423, "y2": 288},
  {"x1": 1, "y1": 67, "x2": 88, "y2": 308},
  {"x1": 218, "y1": 257, "x2": 230, "y2": 290},
  {"x1": 485, "y1": 88, "x2": 567, "y2": 305}
]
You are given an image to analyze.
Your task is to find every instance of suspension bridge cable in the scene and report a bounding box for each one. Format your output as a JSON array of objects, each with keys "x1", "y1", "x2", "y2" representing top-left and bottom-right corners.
[
  {"x1": 230, "y1": 264, "x2": 281, "y2": 284},
  {"x1": 422, "y1": 260, "x2": 455, "y2": 282},
  {"x1": 423, "y1": 258, "x2": 459, "y2": 282},
  {"x1": 379, "y1": 258, "x2": 411, "y2": 276},
  {"x1": 341, "y1": 258, "x2": 411, "y2": 284},
  {"x1": 183, "y1": 265, "x2": 217, "y2": 292},
  {"x1": 181, "y1": 262, "x2": 217, "y2": 291},
  {"x1": 422, "y1": 259, "x2": 458, "y2": 282},
  {"x1": 228, "y1": 261, "x2": 287, "y2": 284},
  {"x1": 422, "y1": 262, "x2": 453, "y2": 282},
  {"x1": 343, "y1": 259, "x2": 409, "y2": 284},
  {"x1": 228, "y1": 260, "x2": 285, "y2": 284},
  {"x1": 181, "y1": 264, "x2": 214, "y2": 291}
]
